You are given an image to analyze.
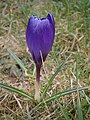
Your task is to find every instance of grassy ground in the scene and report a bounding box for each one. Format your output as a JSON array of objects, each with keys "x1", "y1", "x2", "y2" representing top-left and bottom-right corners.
[{"x1": 0, "y1": 0, "x2": 90, "y2": 119}]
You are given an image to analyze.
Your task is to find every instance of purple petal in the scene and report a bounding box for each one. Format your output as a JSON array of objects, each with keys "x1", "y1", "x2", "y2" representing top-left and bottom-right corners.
[
  {"x1": 47, "y1": 13, "x2": 55, "y2": 28},
  {"x1": 26, "y1": 13, "x2": 55, "y2": 66}
]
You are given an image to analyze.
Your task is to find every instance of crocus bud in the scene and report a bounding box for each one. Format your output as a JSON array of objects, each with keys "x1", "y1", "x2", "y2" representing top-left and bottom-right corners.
[{"x1": 26, "y1": 13, "x2": 55, "y2": 101}]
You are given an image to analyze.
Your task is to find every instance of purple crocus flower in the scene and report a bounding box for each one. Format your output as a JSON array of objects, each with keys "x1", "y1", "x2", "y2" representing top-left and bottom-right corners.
[{"x1": 26, "y1": 13, "x2": 55, "y2": 101}]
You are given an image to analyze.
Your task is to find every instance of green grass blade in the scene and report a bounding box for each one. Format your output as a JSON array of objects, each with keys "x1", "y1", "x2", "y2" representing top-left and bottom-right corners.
[
  {"x1": 7, "y1": 48, "x2": 34, "y2": 80},
  {"x1": 60, "y1": 105, "x2": 70, "y2": 120},
  {"x1": 75, "y1": 54, "x2": 83, "y2": 119},
  {"x1": 42, "y1": 64, "x2": 63, "y2": 97},
  {"x1": 0, "y1": 83, "x2": 34, "y2": 101},
  {"x1": 44, "y1": 86, "x2": 90, "y2": 103},
  {"x1": 42, "y1": 54, "x2": 72, "y2": 97},
  {"x1": 77, "y1": 94, "x2": 83, "y2": 120},
  {"x1": 55, "y1": 98, "x2": 70, "y2": 120},
  {"x1": 7, "y1": 48, "x2": 26, "y2": 71}
]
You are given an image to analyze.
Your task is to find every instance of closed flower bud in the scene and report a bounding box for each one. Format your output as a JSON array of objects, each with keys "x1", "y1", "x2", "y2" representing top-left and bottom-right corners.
[{"x1": 26, "y1": 13, "x2": 55, "y2": 101}]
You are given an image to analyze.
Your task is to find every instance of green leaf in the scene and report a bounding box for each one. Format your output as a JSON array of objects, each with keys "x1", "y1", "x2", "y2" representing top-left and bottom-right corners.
[
  {"x1": 7, "y1": 48, "x2": 34, "y2": 80},
  {"x1": 60, "y1": 105, "x2": 70, "y2": 120},
  {"x1": 42, "y1": 55, "x2": 71, "y2": 97},
  {"x1": 43, "y1": 86, "x2": 90, "y2": 103},
  {"x1": 42, "y1": 64, "x2": 63, "y2": 97},
  {"x1": 7, "y1": 48, "x2": 26, "y2": 71},
  {"x1": 0, "y1": 83, "x2": 34, "y2": 101},
  {"x1": 77, "y1": 91, "x2": 83, "y2": 120}
]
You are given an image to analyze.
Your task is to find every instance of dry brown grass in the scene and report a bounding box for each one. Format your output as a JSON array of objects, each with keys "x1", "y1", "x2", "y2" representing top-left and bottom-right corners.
[{"x1": 0, "y1": 0, "x2": 90, "y2": 119}]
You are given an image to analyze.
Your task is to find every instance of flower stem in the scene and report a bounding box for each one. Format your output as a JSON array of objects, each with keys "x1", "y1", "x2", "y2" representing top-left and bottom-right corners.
[
  {"x1": 34, "y1": 81, "x2": 40, "y2": 102},
  {"x1": 36, "y1": 65, "x2": 41, "y2": 84},
  {"x1": 34, "y1": 65, "x2": 41, "y2": 101}
]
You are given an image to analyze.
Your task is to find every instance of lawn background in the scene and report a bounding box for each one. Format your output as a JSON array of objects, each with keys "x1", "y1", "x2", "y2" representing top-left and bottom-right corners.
[{"x1": 0, "y1": 0, "x2": 90, "y2": 119}]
